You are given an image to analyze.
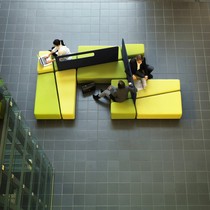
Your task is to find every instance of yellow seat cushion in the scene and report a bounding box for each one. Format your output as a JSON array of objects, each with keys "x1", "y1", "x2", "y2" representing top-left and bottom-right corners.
[
  {"x1": 136, "y1": 91, "x2": 182, "y2": 119},
  {"x1": 56, "y1": 69, "x2": 77, "y2": 119},
  {"x1": 37, "y1": 51, "x2": 55, "y2": 74},
  {"x1": 111, "y1": 99, "x2": 136, "y2": 119},
  {"x1": 77, "y1": 45, "x2": 122, "y2": 60},
  {"x1": 77, "y1": 61, "x2": 126, "y2": 84},
  {"x1": 136, "y1": 79, "x2": 181, "y2": 98},
  {"x1": 34, "y1": 73, "x2": 61, "y2": 119}
]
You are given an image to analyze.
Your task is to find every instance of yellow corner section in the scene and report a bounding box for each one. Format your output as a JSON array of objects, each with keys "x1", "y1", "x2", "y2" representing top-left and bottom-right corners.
[
  {"x1": 136, "y1": 91, "x2": 182, "y2": 119},
  {"x1": 37, "y1": 51, "x2": 54, "y2": 74},
  {"x1": 136, "y1": 79, "x2": 181, "y2": 98},
  {"x1": 77, "y1": 61, "x2": 126, "y2": 84},
  {"x1": 77, "y1": 45, "x2": 122, "y2": 60},
  {"x1": 111, "y1": 99, "x2": 136, "y2": 119},
  {"x1": 34, "y1": 73, "x2": 61, "y2": 119},
  {"x1": 56, "y1": 69, "x2": 77, "y2": 119}
]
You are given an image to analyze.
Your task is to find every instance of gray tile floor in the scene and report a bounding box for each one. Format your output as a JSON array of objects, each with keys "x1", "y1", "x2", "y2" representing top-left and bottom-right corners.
[{"x1": 1, "y1": 0, "x2": 210, "y2": 209}]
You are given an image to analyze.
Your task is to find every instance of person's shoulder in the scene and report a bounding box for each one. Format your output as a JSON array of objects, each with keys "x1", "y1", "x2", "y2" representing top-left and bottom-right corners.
[{"x1": 130, "y1": 57, "x2": 136, "y2": 63}]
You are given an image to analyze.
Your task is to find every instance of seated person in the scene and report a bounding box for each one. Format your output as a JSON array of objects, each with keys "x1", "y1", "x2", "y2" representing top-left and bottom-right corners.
[
  {"x1": 129, "y1": 54, "x2": 154, "y2": 89},
  {"x1": 93, "y1": 80, "x2": 137, "y2": 102},
  {"x1": 45, "y1": 39, "x2": 71, "y2": 63}
]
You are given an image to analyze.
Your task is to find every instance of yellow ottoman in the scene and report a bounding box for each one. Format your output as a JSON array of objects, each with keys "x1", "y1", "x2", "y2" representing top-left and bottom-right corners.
[
  {"x1": 136, "y1": 91, "x2": 182, "y2": 119},
  {"x1": 111, "y1": 99, "x2": 136, "y2": 119},
  {"x1": 56, "y1": 69, "x2": 77, "y2": 119},
  {"x1": 34, "y1": 73, "x2": 61, "y2": 119}
]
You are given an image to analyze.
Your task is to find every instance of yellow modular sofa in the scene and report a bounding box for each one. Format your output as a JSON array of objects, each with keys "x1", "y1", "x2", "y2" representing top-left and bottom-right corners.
[
  {"x1": 34, "y1": 51, "x2": 77, "y2": 120},
  {"x1": 34, "y1": 45, "x2": 183, "y2": 120}
]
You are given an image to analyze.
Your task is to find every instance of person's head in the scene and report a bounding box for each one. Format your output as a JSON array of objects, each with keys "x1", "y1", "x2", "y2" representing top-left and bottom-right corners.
[
  {"x1": 136, "y1": 54, "x2": 143, "y2": 65},
  {"x1": 118, "y1": 80, "x2": 125, "y2": 89},
  {"x1": 53, "y1": 39, "x2": 61, "y2": 46}
]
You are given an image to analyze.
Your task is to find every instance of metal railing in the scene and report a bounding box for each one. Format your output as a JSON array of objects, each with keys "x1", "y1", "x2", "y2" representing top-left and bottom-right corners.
[{"x1": 0, "y1": 83, "x2": 54, "y2": 210}]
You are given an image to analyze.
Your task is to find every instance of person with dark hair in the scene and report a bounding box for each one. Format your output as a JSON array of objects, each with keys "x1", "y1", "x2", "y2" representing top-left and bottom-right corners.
[
  {"x1": 93, "y1": 80, "x2": 137, "y2": 102},
  {"x1": 129, "y1": 54, "x2": 154, "y2": 89},
  {"x1": 45, "y1": 39, "x2": 71, "y2": 63}
]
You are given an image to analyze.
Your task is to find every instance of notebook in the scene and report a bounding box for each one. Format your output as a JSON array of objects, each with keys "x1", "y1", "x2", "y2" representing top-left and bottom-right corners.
[{"x1": 37, "y1": 55, "x2": 52, "y2": 67}]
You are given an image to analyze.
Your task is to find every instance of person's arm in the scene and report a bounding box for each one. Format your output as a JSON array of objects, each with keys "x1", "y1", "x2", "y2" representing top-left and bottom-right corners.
[
  {"x1": 135, "y1": 70, "x2": 145, "y2": 78},
  {"x1": 45, "y1": 47, "x2": 57, "y2": 58},
  {"x1": 128, "y1": 82, "x2": 137, "y2": 93}
]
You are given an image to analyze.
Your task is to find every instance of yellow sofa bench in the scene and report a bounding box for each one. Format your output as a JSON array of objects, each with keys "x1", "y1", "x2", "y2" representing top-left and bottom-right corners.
[
  {"x1": 135, "y1": 79, "x2": 182, "y2": 119},
  {"x1": 77, "y1": 61, "x2": 127, "y2": 84},
  {"x1": 110, "y1": 80, "x2": 136, "y2": 119},
  {"x1": 34, "y1": 73, "x2": 61, "y2": 119},
  {"x1": 55, "y1": 70, "x2": 77, "y2": 119}
]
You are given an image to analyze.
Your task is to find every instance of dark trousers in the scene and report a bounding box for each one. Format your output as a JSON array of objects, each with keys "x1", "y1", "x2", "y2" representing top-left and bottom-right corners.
[{"x1": 135, "y1": 65, "x2": 154, "y2": 79}]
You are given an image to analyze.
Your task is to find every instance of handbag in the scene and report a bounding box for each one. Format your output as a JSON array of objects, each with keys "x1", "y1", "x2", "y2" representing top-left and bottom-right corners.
[{"x1": 81, "y1": 82, "x2": 96, "y2": 94}]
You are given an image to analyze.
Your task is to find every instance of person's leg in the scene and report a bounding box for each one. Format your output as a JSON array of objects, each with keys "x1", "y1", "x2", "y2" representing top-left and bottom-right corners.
[
  {"x1": 146, "y1": 65, "x2": 154, "y2": 74},
  {"x1": 109, "y1": 94, "x2": 116, "y2": 101},
  {"x1": 99, "y1": 89, "x2": 111, "y2": 98},
  {"x1": 93, "y1": 89, "x2": 111, "y2": 100},
  {"x1": 140, "y1": 78, "x2": 147, "y2": 89},
  {"x1": 134, "y1": 71, "x2": 143, "y2": 78},
  {"x1": 148, "y1": 74, "x2": 153, "y2": 79}
]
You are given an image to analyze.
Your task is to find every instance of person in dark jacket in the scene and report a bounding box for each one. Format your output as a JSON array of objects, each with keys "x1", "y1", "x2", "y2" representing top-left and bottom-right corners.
[
  {"x1": 93, "y1": 80, "x2": 137, "y2": 102},
  {"x1": 129, "y1": 54, "x2": 154, "y2": 80}
]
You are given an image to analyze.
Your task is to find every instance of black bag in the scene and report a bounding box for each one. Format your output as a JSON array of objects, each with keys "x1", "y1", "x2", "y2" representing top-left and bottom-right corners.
[{"x1": 81, "y1": 82, "x2": 96, "y2": 94}]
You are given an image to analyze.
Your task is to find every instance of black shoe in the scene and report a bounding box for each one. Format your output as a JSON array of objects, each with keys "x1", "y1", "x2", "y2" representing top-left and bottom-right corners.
[
  {"x1": 100, "y1": 89, "x2": 104, "y2": 93},
  {"x1": 93, "y1": 94, "x2": 100, "y2": 100},
  {"x1": 148, "y1": 74, "x2": 153, "y2": 79}
]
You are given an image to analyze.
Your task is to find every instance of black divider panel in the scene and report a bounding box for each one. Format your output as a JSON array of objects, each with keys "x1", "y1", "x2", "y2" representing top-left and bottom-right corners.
[
  {"x1": 55, "y1": 46, "x2": 119, "y2": 71},
  {"x1": 121, "y1": 39, "x2": 136, "y2": 103}
]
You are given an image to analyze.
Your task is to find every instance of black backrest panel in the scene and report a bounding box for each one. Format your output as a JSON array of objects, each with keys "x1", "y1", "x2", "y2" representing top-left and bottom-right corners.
[
  {"x1": 121, "y1": 39, "x2": 136, "y2": 103},
  {"x1": 55, "y1": 46, "x2": 119, "y2": 71}
]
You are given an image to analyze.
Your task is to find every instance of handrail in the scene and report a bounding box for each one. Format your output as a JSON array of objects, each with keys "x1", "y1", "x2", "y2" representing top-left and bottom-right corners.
[{"x1": 0, "y1": 83, "x2": 54, "y2": 210}]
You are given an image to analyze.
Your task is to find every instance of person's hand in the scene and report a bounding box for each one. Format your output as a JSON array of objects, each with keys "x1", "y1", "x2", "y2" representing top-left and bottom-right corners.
[
  {"x1": 46, "y1": 59, "x2": 52, "y2": 64},
  {"x1": 132, "y1": 75, "x2": 137, "y2": 80},
  {"x1": 145, "y1": 75, "x2": 148, "y2": 80},
  {"x1": 46, "y1": 58, "x2": 55, "y2": 64}
]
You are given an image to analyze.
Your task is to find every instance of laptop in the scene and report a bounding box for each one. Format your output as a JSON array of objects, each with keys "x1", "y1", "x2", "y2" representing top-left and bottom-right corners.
[{"x1": 37, "y1": 55, "x2": 52, "y2": 67}]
